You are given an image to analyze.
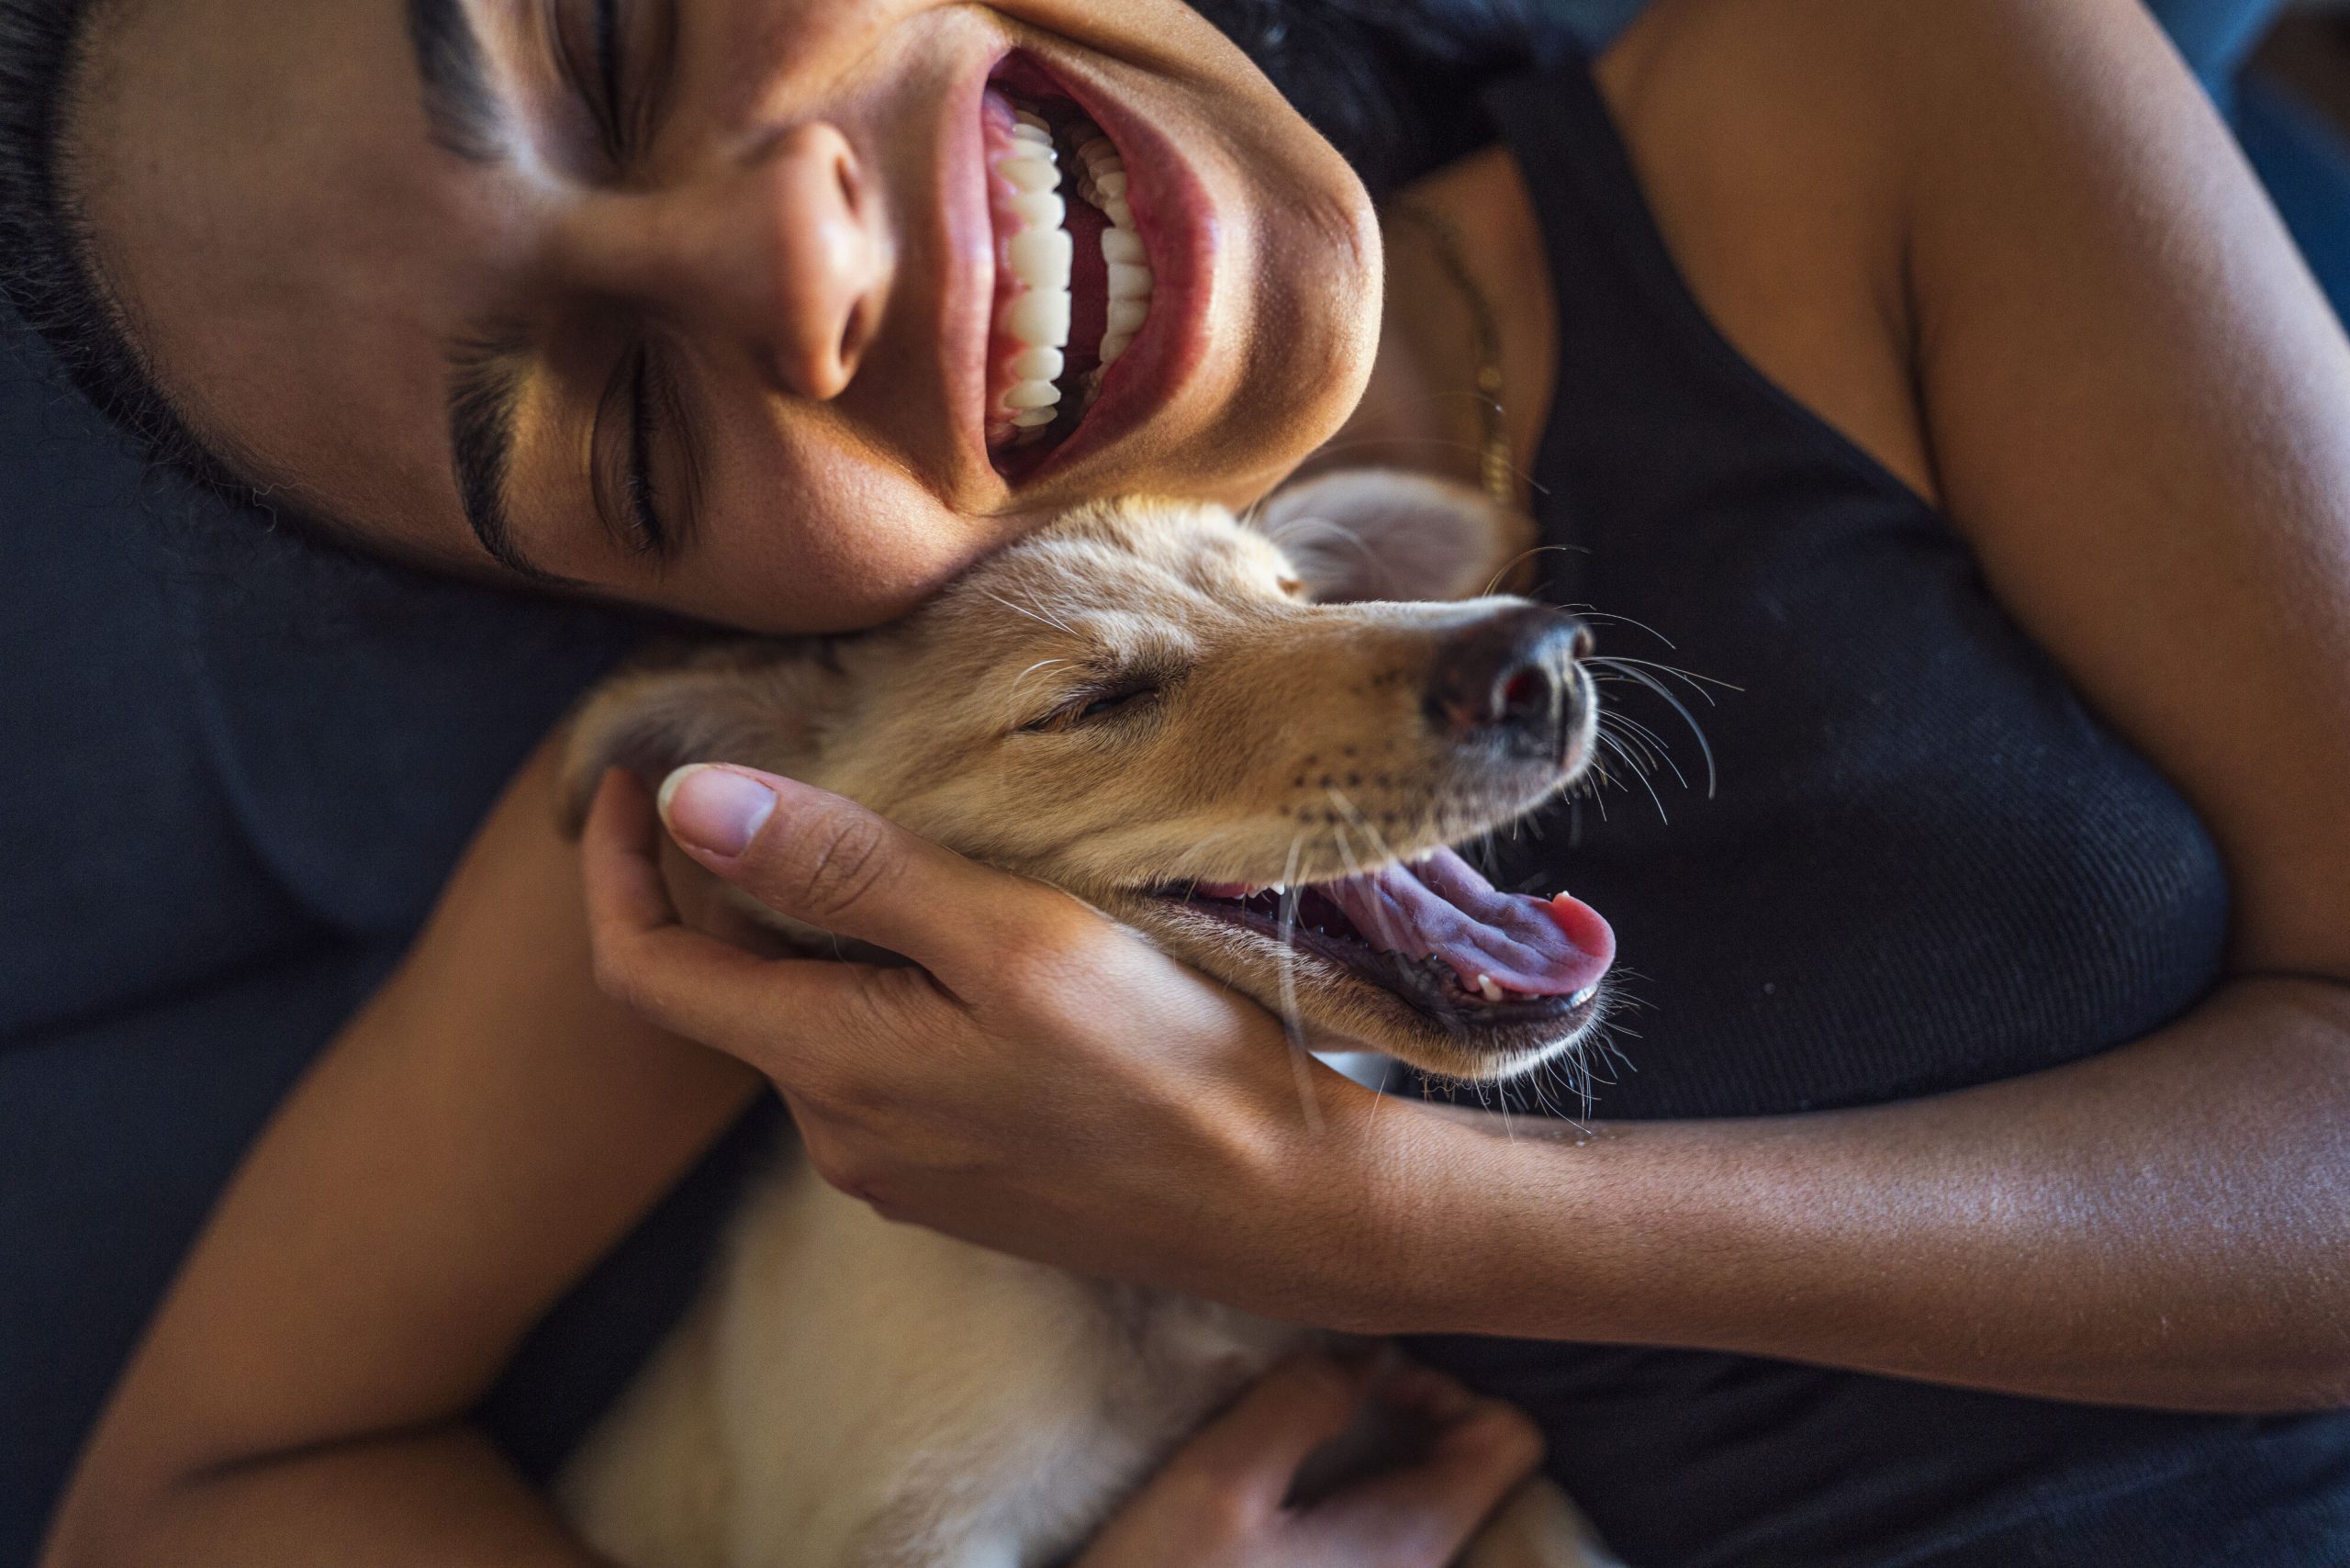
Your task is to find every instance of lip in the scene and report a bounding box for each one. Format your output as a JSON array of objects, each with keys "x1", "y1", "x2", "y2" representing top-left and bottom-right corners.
[
  {"x1": 970, "y1": 49, "x2": 1215, "y2": 487},
  {"x1": 937, "y1": 58, "x2": 998, "y2": 492},
  {"x1": 1146, "y1": 894, "x2": 1606, "y2": 1036}
]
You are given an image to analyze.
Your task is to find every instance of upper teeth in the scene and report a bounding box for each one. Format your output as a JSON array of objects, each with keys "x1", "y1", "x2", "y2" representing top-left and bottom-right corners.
[
  {"x1": 994, "y1": 109, "x2": 1153, "y2": 441},
  {"x1": 1568, "y1": 985, "x2": 1598, "y2": 1009}
]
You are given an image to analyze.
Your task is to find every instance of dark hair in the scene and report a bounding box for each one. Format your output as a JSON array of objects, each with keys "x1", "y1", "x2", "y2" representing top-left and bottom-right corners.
[
  {"x1": 0, "y1": 0, "x2": 253, "y2": 501},
  {"x1": 1195, "y1": 0, "x2": 1563, "y2": 198},
  {"x1": 0, "y1": 0, "x2": 1560, "y2": 498}
]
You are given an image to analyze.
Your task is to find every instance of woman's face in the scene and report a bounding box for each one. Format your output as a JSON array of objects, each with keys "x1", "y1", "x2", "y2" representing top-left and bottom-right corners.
[{"x1": 75, "y1": 0, "x2": 1381, "y2": 632}]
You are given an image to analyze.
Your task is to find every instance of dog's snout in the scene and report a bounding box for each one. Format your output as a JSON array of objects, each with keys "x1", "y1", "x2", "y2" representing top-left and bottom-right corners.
[{"x1": 1426, "y1": 607, "x2": 1593, "y2": 758}]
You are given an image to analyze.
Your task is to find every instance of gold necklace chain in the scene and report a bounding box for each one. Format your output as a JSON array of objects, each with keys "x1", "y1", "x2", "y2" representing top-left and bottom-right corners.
[{"x1": 1390, "y1": 198, "x2": 1516, "y2": 509}]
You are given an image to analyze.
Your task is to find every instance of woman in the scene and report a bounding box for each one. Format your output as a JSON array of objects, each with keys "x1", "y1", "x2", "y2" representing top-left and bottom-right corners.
[{"x1": 7, "y1": 0, "x2": 2349, "y2": 1563}]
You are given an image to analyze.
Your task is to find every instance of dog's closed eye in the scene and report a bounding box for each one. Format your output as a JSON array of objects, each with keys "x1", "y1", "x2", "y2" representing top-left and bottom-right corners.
[{"x1": 1022, "y1": 678, "x2": 1165, "y2": 734}]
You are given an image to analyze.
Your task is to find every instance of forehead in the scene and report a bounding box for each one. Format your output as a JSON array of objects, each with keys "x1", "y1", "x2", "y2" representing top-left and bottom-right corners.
[{"x1": 79, "y1": 0, "x2": 512, "y2": 542}]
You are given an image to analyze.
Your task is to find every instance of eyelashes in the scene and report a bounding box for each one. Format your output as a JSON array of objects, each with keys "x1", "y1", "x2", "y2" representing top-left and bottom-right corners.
[
  {"x1": 547, "y1": 0, "x2": 628, "y2": 166},
  {"x1": 592, "y1": 0, "x2": 625, "y2": 152},
  {"x1": 1021, "y1": 678, "x2": 1169, "y2": 734},
  {"x1": 588, "y1": 340, "x2": 670, "y2": 558}
]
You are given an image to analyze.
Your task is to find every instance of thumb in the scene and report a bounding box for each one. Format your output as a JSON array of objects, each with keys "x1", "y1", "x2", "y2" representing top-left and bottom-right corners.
[{"x1": 656, "y1": 764, "x2": 1045, "y2": 990}]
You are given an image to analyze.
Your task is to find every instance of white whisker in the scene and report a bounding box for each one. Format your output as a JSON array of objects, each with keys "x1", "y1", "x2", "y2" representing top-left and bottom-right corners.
[
  {"x1": 1274, "y1": 835, "x2": 1321, "y2": 1135},
  {"x1": 1586, "y1": 656, "x2": 1722, "y2": 798},
  {"x1": 982, "y1": 590, "x2": 1082, "y2": 642}
]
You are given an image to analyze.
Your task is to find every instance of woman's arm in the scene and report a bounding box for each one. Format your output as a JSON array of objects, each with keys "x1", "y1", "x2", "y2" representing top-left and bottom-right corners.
[
  {"x1": 45, "y1": 743, "x2": 1537, "y2": 1568},
  {"x1": 586, "y1": 0, "x2": 2350, "y2": 1415},
  {"x1": 42, "y1": 739, "x2": 767, "y2": 1567}
]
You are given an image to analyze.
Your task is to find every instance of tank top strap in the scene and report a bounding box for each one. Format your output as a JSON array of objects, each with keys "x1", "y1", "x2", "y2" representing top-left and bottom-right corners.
[{"x1": 1480, "y1": 55, "x2": 1935, "y2": 586}]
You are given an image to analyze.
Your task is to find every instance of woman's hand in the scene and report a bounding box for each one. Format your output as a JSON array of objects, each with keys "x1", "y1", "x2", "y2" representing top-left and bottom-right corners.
[
  {"x1": 1079, "y1": 1356, "x2": 1544, "y2": 1568},
  {"x1": 580, "y1": 764, "x2": 1423, "y2": 1329}
]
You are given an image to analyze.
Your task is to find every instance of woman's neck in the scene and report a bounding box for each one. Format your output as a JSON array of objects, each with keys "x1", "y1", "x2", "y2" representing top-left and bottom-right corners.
[{"x1": 1315, "y1": 146, "x2": 1559, "y2": 510}]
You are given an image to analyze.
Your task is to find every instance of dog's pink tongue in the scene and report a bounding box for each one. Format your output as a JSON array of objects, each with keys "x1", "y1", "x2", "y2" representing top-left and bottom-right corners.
[{"x1": 1324, "y1": 848, "x2": 1615, "y2": 998}]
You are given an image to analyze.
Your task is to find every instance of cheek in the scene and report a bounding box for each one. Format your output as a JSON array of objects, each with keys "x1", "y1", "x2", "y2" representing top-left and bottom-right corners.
[
  {"x1": 698, "y1": 0, "x2": 962, "y2": 124},
  {"x1": 655, "y1": 415, "x2": 1019, "y2": 633},
  {"x1": 682, "y1": 498, "x2": 1005, "y2": 633}
]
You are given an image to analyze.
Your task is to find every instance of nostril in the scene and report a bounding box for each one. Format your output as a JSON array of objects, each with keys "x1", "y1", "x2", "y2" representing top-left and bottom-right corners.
[
  {"x1": 838, "y1": 297, "x2": 869, "y2": 375},
  {"x1": 1427, "y1": 606, "x2": 1589, "y2": 757},
  {"x1": 1495, "y1": 665, "x2": 1556, "y2": 725}
]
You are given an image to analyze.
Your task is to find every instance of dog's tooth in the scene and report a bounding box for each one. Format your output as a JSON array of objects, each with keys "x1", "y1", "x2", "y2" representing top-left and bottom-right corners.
[
  {"x1": 1567, "y1": 985, "x2": 1597, "y2": 1008},
  {"x1": 1103, "y1": 196, "x2": 1134, "y2": 230},
  {"x1": 1271, "y1": 883, "x2": 1286, "y2": 896},
  {"x1": 1477, "y1": 974, "x2": 1505, "y2": 1002}
]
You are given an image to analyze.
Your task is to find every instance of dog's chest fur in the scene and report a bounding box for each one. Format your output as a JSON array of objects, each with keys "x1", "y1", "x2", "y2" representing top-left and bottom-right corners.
[{"x1": 556, "y1": 1155, "x2": 1303, "y2": 1568}]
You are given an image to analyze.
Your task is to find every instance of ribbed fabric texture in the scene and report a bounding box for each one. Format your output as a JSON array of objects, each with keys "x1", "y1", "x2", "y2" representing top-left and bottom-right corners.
[{"x1": 1406, "y1": 58, "x2": 2350, "y2": 1568}]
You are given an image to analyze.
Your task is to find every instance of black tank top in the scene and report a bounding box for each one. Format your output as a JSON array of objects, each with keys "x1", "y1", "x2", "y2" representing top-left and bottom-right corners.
[{"x1": 1407, "y1": 58, "x2": 2350, "y2": 1567}]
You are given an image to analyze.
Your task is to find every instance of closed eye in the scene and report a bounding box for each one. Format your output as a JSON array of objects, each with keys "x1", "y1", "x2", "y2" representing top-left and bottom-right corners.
[{"x1": 1022, "y1": 680, "x2": 1165, "y2": 734}]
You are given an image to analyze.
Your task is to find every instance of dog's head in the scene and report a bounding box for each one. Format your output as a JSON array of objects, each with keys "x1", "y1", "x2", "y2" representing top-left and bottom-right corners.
[{"x1": 564, "y1": 470, "x2": 1614, "y2": 1082}]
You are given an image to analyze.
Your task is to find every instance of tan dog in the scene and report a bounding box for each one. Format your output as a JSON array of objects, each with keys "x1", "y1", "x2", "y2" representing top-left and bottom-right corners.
[{"x1": 554, "y1": 471, "x2": 1622, "y2": 1568}]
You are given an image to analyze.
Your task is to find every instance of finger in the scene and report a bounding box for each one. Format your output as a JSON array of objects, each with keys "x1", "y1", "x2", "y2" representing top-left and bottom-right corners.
[
  {"x1": 656, "y1": 764, "x2": 1069, "y2": 993},
  {"x1": 1303, "y1": 1378, "x2": 1544, "y2": 1562},
  {"x1": 1169, "y1": 1353, "x2": 1382, "y2": 1519},
  {"x1": 580, "y1": 767, "x2": 904, "y2": 1064}
]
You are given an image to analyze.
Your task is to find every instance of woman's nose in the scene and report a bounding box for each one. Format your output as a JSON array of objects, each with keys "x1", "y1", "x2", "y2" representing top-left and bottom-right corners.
[{"x1": 561, "y1": 122, "x2": 892, "y2": 401}]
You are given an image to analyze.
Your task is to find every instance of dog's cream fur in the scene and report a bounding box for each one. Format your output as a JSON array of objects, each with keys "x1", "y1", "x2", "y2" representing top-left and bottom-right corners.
[{"x1": 554, "y1": 472, "x2": 1620, "y2": 1568}]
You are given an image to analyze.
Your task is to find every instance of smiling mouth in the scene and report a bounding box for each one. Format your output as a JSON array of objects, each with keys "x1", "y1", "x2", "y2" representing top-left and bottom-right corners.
[
  {"x1": 1152, "y1": 846, "x2": 1616, "y2": 1032},
  {"x1": 979, "y1": 63, "x2": 1153, "y2": 480}
]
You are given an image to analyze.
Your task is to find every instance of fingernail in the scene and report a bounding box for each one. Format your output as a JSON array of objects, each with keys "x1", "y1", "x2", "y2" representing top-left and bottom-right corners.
[{"x1": 659, "y1": 765, "x2": 776, "y2": 857}]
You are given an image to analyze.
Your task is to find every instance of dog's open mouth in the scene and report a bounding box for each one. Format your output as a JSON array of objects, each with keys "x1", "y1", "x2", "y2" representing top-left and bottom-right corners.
[{"x1": 1154, "y1": 847, "x2": 1616, "y2": 1029}]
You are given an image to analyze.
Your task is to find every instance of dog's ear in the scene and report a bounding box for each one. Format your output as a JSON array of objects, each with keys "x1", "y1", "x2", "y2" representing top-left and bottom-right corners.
[
  {"x1": 555, "y1": 643, "x2": 843, "y2": 837},
  {"x1": 1252, "y1": 468, "x2": 1534, "y2": 604}
]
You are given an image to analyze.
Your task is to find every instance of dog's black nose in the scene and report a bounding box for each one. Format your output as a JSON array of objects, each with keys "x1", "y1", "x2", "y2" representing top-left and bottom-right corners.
[{"x1": 1426, "y1": 607, "x2": 1593, "y2": 759}]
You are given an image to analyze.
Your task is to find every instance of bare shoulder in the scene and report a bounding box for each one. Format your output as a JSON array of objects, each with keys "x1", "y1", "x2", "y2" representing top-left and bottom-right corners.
[
  {"x1": 1584, "y1": 0, "x2": 1959, "y2": 498},
  {"x1": 1606, "y1": 0, "x2": 2350, "y2": 978}
]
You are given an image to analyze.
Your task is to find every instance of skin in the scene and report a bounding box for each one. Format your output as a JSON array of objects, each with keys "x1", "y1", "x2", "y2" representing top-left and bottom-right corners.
[
  {"x1": 40, "y1": 0, "x2": 2350, "y2": 1562},
  {"x1": 74, "y1": 0, "x2": 1380, "y2": 629}
]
